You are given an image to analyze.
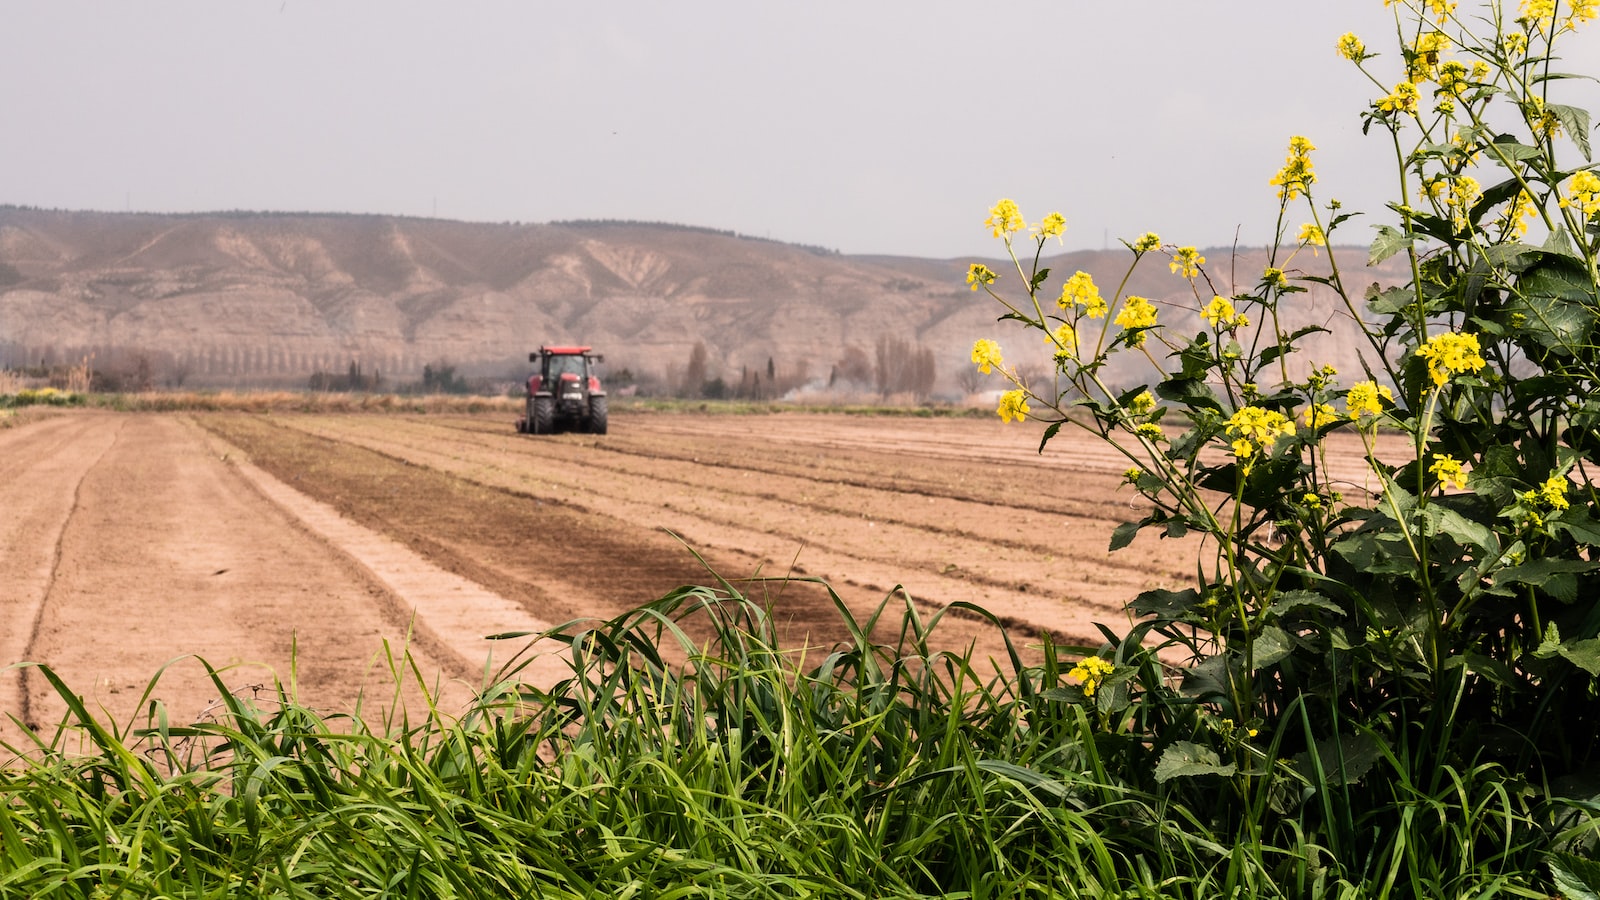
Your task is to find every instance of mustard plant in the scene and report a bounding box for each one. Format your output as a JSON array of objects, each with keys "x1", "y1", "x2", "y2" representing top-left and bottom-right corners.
[{"x1": 970, "y1": 0, "x2": 1600, "y2": 890}]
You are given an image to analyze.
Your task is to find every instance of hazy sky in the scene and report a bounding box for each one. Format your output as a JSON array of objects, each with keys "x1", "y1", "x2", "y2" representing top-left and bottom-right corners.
[{"x1": 4, "y1": 2, "x2": 1597, "y2": 260}]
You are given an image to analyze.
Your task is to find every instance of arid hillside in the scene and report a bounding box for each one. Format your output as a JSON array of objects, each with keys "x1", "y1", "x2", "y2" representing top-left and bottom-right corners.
[{"x1": 0, "y1": 207, "x2": 1403, "y2": 394}]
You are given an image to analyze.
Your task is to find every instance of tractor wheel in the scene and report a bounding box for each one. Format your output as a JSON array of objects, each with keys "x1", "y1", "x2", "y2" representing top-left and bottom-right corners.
[
  {"x1": 515, "y1": 417, "x2": 527, "y2": 434},
  {"x1": 588, "y1": 395, "x2": 608, "y2": 435},
  {"x1": 532, "y1": 397, "x2": 555, "y2": 434}
]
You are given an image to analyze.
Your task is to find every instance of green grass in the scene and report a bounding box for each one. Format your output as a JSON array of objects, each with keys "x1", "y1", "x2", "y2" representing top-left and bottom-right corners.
[{"x1": 2, "y1": 578, "x2": 1594, "y2": 898}]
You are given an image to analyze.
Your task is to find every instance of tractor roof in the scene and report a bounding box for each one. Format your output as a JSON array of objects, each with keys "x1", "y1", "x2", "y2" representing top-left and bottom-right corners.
[{"x1": 541, "y1": 345, "x2": 593, "y2": 355}]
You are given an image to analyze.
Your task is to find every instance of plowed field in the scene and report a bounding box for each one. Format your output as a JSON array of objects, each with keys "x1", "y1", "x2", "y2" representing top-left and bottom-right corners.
[{"x1": 1, "y1": 407, "x2": 1401, "y2": 750}]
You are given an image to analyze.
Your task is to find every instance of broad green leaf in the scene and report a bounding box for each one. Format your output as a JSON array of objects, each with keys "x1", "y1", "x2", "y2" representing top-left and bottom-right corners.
[
  {"x1": 1549, "y1": 104, "x2": 1593, "y2": 160},
  {"x1": 1492, "y1": 558, "x2": 1599, "y2": 602},
  {"x1": 1267, "y1": 590, "x2": 1343, "y2": 617},
  {"x1": 1369, "y1": 224, "x2": 1414, "y2": 265},
  {"x1": 1157, "y1": 376, "x2": 1223, "y2": 413},
  {"x1": 1132, "y1": 587, "x2": 1202, "y2": 617},
  {"x1": 1109, "y1": 520, "x2": 1141, "y2": 552},
  {"x1": 1295, "y1": 733, "x2": 1384, "y2": 787},
  {"x1": 1549, "y1": 851, "x2": 1600, "y2": 900},
  {"x1": 1038, "y1": 420, "x2": 1063, "y2": 454},
  {"x1": 1154, "y1": 741, "x2": 1236, "y2": 783},
  {"x1": 1250, "y1": 625, "x2": 1293, "y2": 670},
  {"x1": 1507, "y1": 255, "x2": 1597, "y2": 354},
  {"x1": 1559, "y1": 639, "x2": 1600, "y2": 676}
]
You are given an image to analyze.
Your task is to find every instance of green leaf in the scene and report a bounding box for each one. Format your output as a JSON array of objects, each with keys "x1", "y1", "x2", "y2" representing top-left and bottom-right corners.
[
  {"x1": 1559, "y1": 640, "x2": 1600, "y2": 676},
  {"x1": 1267, "y1": 590, "x2": 1343, "y2": 618},
  {"x1": 1369, "y1": 224, "x2": 1414, "y2": 265},
  {"x1": 1295, "y1": 733, "x2": 1384, "y2": 787},
  {"x1": 1549, "y1": 851, "x2": 1600, "y2": 900},
  {"x1": 1029, "y1": 267, "x2": 1052, "y2": 292},
  {"x1": 1038, "y1": 420, "x2": 1063, "y2": 454},
  {"x1": 1154, "y1": 741, "x2": 1236, "y2": 783},
  {"x1": 1492, "y1": 558, "x2": 1599, "y2": 602},
  {"x1": 1549, "y1": 105, "x2": 1593, "y2": 160},
  {"x1": 1109, "y1": 520, "x2": 1141, "y2": 552},
  {"x1": 1250, "y1": 625, "x2": 1293, "y2": 670},
  {"x1": 1156, "y1": 376, "x2": 1223, "y2": 413},
  {"x1": 1132, "y1": 587, "x2": 1202, "y2": 617},
  {"x1": 1508, "y1": 254, "x2": 1597, "y2": 354}
]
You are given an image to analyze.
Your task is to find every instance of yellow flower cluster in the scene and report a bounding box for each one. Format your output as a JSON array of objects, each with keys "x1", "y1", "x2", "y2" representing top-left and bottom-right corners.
[
  {"x1": 1302, "y1": 403, "x2": 1339, "y2": 429},
  {"x1": 1049, "y1": 323, "x2": 1078, "y2": 360},
  {"x1": 1503, "y1": 189, "x2": 1536, "y2": 236},
  {"x1": 1114, "y1": 295, "x2": 1159, "y2": 344},
  {"x1": 1345, "y1": 380, "x2": 1394, "y2": 418},
  {"x1": 1129, "y1": 390, "x2": 1157, "y2": 415},
  {"x1": 971, "y1": 339, "x2": 1002, "y2": 374},
  {"x1": 1202, "y1": 295, "x2": 1248, "y2": 330},
  {"x1": 1262, "y1": 267, "x2": 1288, "y2": 290},
  {"x1": 1069, "y1": 655, "x2": 1116, "y2": 697},
  {"x1": 1170, "y1": 246, "x2": 1206, "y2": 279},
  {"x1": 1226, "y1": 406, "x2": 1296, "y2": 458},
  {"x1": 1560, "y1": 171, "x2": 1600, "y2": 218},
  {"x1": 1378, "y1": 81, "x2": 1421, "y2": 114},
  {"x1": 1035, "y1": 212, "x2": 1067, "y2": 241},
  {"x1": 1409, "y1": 31, "x2": 1452, "y2": 83},
  {"x1": 967, "y1": 263, "x2": 997, "y2": 291},
  {"x1": 1270, "y1": 135, "x2": 1317, "y2": 201},
  {"x1": 1336, "y1": 32, "x2": 1365, "y2": 61},
  {"x1": 997, "y1": 389, "x2": 1030, "y2": 423},
  {"x1": 1416, "y1": 331, "x2": 1487, "y2": 386},
  {"x1": 986, "y1": 199, "x2": 1025, "y2": 238},
  {"x1": 1058, "y1": 271, "x2": 1107, "y2": 318},
  {"x1": 1522, "y1": 0, "x2": 1597, "y2": 33},
  {"x1": 1537, "y1": 475, "x2": 1571, "y2": 510},
  {"x1": 1132, "y1": 232, "x2": 1162, "y2": 253},
  {"x1": 1429, "y1": 454, "x2": 1468, "y2": 490},
  {"x1": 1298, "y1": 223, "x2": 1326, "y2": 247}
]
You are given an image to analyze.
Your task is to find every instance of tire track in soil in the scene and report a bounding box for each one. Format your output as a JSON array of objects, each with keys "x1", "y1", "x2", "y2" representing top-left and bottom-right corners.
[
  {"x1": 276, "y1": 412, "x2": 1185, "y2": 604},
  {"x1": 1, "y1": 414, "x2": 125, "y2": 738},
  {"x1": 232, "y1": 412, "x2": 1180, "y2": 650},
  {"x1": 14, "y1": 415, "x2": 483, "y2": 745},
  {"x1": 197, "y1": 414, "x2": 1036, "y2": 660}
]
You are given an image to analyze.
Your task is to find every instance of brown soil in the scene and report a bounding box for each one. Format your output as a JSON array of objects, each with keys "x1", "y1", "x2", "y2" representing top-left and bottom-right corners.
[{"x1": 1, "y1": 407, "x2": 1408, "y2": 753}]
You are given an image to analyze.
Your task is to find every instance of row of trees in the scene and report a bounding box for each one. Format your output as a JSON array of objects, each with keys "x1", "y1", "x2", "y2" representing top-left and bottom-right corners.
[{"x1": 675, "y1": 337, "x2": 950, "y2": 401}]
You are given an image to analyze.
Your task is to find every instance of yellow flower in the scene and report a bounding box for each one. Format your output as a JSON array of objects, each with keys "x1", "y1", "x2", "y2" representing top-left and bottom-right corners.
[
  {"x1": 1114, "y1": 295, "x2": 1158, "y2": 345},
  {"x1": 1123, "y1": 467, "x2": 1143, "y2": 484},
  {"x1": 1302, "y1": 403, "x2": 1339, "y2": 429},
  {"x1": 971, "y1": 339, "x2": 1003, "y2": 374},
  {"x1": 1378, "y1": 81, "x2": 1421, "y2": 114},
  {"x1": 1048, "y1": 322, "x2": 1077, "y2": 359},
  {"x1": 1270, "y1": 135, "x2": 1317, "y2": 201},
  {"x1": 1035, "y1": 212, "x2": 1067, "y2": 241},
  {"x1": 1135, "y1": 422, "x2": 1164, "y2": 441},
  {"x1": 997, "y1": 389, "x2": 1030, "y2": 423},
  {"x1": 1502, "y1": 189, "x2": 1536, "y2": 237},
  {"x1": 1298, "y1": 223, "x2": 1326, "y2": 247},
  {"x1": 1058, "y1": 270, "x2": 1107, "y2": 317},
  {"x1": 1437, "y1": 60, "x2": 1471, "y2": 96},
  {"x1": 1503, "y1": 31, "x2": 1529, "y2": 56},
  {"x1": 1540, "y1": 475, "x2": 1571, "y2": 509},
  {"x1": 1132, "y1": 232, "x2": 1162, "y2": 252},
  {"x1": 1345, "y1": 381, "x2": 1394, "y2": 418},
  {"x1": 1226, "y1": 406, "x2": 1296, "y2": 456},
  {"x1": 986, "y1": 199, "x2": 1026, "y2": 238},
  {"x1": 1170, "y1": 246, "x2": 1206, "y2": 278},
  {"x1": 1408, "y1": 31, "x2": 1452, "y2": 83},
  {"x1": 1129, "y1": 390, "x2": 1156, "y2": 415},
  {"x1": 967, "y1": 263, "x2": 997, "y2": 291},
  {"x1": 1202, "y1": 295, "x2": 1242, "y2": 330},
  {"x1": 1425, "y1": 0, "x2": 1456, "y2": 21},
  {"x1": 1069, "y1": 656, "x2": 1116, "y2": 696},
  {"x1": 1336, "y1": 32, "x2": 1365, "y2": 61},
  {"x1": 1559, "y1": 171, "x2": 1600, "y2": 218},
  {"x1": 1263, "y1": 267, "x2": 1288, "y2": 290},
  {"x1": 1416, "y1": 331, "x2": 1487, "y2": 386},
  {"x1": 1428, "y1": 454, "x2": 1468, "y2": 490}
]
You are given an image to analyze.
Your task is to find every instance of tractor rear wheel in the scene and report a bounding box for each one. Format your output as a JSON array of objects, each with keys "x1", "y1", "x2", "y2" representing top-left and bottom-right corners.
[
  {"x1": 532, "y1": 397, "x2": 555, "y2": 434},
  {"x1": 588, "y1": 395, "x2": 608, "y2": 435}
]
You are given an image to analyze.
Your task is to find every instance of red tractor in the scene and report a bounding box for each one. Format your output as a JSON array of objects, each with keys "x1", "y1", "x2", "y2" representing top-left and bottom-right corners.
[{"x1": 515, "y1": 346, "x2": 608, "y2": 435}]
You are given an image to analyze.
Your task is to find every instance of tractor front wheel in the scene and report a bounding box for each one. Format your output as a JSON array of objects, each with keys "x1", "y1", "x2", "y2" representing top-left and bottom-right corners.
[
  {"x1": 532, "y1": 397, "x2": 555, "y2": 434},
  {"x1": 588, "y1": 395, "x2": 608, "y2": 435}
]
